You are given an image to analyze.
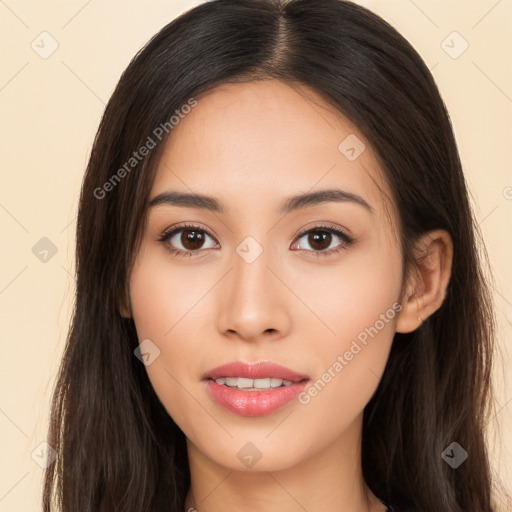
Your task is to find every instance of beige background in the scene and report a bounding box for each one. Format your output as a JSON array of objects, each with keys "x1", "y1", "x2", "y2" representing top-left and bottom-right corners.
[{"x1": 0, "y1": 0, "x2": 511, "y2": 510}]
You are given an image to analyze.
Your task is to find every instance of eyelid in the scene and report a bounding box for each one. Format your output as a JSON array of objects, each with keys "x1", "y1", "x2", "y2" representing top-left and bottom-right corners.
[
  {"x1": 158, "y1": 221, "x2": 216, "y2": 236},
  {"x1": 293, "y1": 221, "x2": 352, "y2": 239}
]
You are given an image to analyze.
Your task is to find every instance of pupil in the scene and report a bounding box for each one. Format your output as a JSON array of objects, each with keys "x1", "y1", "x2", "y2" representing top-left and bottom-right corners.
[
  {"x1": 183, "y1": 230, "x2": 204, "y2": 250},
  {"x1": 309, "y1": 231, "x2": 330, "y2": 250}
]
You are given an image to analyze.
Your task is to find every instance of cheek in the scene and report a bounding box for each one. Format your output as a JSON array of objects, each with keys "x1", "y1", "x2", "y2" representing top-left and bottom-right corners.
[
  {"x1": 295, "y1": 232, "x2": 401, "y2": 344},
  {"x1": 128, "y1": 242, "x2": 226, "y2": 353},
  {"x1": 292, "y1": 306, "x2": 398, "y2": 458},
  {"x1": 127, "y1": 250, "x2": 208, "y2": 418},
  {"x1": 293, "y1": 238, "x2": 401, "y2": 421}
]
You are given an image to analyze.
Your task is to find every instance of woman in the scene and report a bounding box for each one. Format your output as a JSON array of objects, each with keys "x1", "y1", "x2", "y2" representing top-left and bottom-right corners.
[{"x1": 42, "y1": 0, "x2": 506, "y2": 510}]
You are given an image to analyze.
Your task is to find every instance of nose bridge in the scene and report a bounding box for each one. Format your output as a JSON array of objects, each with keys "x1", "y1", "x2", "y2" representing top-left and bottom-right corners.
[{"x1": 216, "y1": 234, "x2": 289, "y2": 339}]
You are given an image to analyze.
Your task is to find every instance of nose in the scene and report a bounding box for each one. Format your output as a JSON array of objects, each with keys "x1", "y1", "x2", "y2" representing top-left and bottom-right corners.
[{"x1": 216, "y1": 242, "x2": 291, "y2": 343}]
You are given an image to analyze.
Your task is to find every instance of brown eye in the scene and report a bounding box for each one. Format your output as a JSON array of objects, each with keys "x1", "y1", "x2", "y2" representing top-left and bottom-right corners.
[
  {"x1": 291, "y1": 225, "x2": 354, "y2": 257},
  {"x1": 158, "y1": 224, "x2": 218, "y2": 256},
  {"x1": 180, "y1": 229, "x2": 207, "y2": 250},
  {"x1": 306, "y1": 231, "x2": 332, "y2": 251}
]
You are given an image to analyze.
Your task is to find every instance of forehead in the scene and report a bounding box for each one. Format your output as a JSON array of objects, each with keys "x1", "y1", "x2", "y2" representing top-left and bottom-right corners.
[{"x1": 151, "y1": 80, "x2": 394, "y2": 223}]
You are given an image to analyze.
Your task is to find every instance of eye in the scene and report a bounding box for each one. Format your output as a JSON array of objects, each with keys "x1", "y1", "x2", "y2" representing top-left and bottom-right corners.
[
  {"x1": 157, "y1": 223, "x2": 218, "y2": 259},
  {"x1": 291, "y1": 224, "x2": 354, "y2": 257},
  {"x1": 157, "y1": 223, "x2": 354, "y2": 259}
]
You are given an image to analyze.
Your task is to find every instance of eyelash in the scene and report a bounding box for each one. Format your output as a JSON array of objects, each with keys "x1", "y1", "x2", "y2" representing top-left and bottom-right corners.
[{"x1": 157, "y1": 223, "x2": 355, "y2": 260}]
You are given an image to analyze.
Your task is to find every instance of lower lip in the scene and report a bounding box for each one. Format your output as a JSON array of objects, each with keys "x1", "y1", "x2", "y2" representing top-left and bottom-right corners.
[{"x1": 205, "y1": 379, "x2": 309, "y2": 417}]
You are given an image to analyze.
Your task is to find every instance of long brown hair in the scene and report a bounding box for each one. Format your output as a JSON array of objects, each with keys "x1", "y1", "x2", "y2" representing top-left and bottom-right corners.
[{"x1": 43, "y1": 1, "x2": 504, "y2": 510}]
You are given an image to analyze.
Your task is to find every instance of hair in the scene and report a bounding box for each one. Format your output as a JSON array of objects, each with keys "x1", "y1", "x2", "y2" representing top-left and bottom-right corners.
[{"x1": 42, "y1": 0, "x2": 506, "y2": 511}]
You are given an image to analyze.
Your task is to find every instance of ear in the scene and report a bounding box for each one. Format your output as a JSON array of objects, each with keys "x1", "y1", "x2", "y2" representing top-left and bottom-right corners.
[
  {"x1": 395, "y1": 229, "x2": 453, "y2": 333},
  {"x1": 118, "y1": 291, "x2": 132, "y2": 319}
]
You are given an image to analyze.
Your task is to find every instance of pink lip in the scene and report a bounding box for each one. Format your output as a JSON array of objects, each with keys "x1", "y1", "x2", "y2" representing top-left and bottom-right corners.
[
  {"x1": 203, "y1": 361, "x2": 310, "y2": 417},
  {"x1": 202, "y1": 361, "x2": 309, "y2": 382}
]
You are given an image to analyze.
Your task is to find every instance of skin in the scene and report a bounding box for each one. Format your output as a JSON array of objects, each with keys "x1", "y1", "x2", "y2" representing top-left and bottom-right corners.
[{"x1": 120, "y1": 79, "x2": 453, "y2": 512}]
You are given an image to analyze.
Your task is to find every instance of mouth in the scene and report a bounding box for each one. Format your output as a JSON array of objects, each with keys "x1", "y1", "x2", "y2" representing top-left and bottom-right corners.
[
  {"x1": 202, "y1": 360, "x2": 310, "y2": 384},
  {"x1": 202, "y1": 361, "x2": 310, "y2": 416},
  {"x1": 210, "y1": 376, "x2": 304, "y2": 391}
]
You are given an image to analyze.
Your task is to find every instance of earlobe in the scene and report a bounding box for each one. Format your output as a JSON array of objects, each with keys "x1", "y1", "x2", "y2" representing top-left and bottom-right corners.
[
  {"x1": 118, "y1": 295, "x2": 132, "y2": 319},
  {"x1": 395, "y1": 229, "x2": 453, "y2": 334},
  {"x1": 118, "y1": 304, "x2": 131, "y2": 318}
]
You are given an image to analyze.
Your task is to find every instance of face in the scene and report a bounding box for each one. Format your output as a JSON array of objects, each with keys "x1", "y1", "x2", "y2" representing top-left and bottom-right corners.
[{"x1": 125, "y1": 79, "x2": 404, "y2": 472}]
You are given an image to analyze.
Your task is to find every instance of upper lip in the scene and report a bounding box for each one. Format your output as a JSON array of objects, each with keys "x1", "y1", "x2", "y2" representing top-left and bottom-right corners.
[{"x1": 203, "y1": 361, "x2": 310, "y2": 383}]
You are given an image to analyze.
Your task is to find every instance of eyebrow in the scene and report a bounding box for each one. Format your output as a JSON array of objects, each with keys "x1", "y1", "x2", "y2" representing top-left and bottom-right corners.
[{"x1": 148, "y1": 188, "x2": 373, "y2": 214}]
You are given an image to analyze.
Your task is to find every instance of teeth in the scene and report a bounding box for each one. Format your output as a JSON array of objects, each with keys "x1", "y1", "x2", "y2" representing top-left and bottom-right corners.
[
  {"x1": 255, "y1": 378, "x2": 271, "y2": 388},
  {"x1": 270, "y1": 378, "x2": 283, "y2": 388},
  {"x1": 214, "y1": 377, "x2": 295, "y2": 390},
  {"x1": 235, "y1": 377, "x2": 253, "y2": 389}
]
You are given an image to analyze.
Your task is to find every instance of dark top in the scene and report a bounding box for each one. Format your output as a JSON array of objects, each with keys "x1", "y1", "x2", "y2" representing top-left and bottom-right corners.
[
  {"x1": 381, "y1": 499, "x2": 416, "y2": 512},
  {"x1": 386, "y1": 505, "x2": 418, "y2": 512}
]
